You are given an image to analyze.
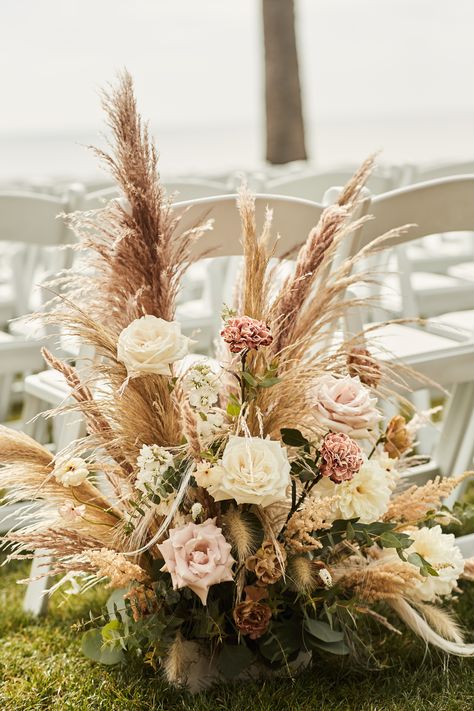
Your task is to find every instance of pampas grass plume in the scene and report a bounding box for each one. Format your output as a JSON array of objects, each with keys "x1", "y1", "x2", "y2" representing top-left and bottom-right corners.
[
  {"x1": 287, "y1": 555, "x2": 319, "y2": 593},
  {"x1": 163, "y1": 631, "x2": 187, "y2": 685},
  {"x1": 222, "y1": 507, "x2": 261, "y2": 562}
]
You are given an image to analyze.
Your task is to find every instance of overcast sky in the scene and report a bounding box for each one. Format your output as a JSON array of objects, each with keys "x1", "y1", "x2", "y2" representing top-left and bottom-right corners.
[{"x1": 1, "y1": 0, "x2": 474, "y2": 134}]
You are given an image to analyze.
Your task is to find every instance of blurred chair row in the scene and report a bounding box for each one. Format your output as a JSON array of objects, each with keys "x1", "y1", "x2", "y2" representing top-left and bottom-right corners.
[{"x1": 3, "y1": 161, "x2": 474, "y2": 431}]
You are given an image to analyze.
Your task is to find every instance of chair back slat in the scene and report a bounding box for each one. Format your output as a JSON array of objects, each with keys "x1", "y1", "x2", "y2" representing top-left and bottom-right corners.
[
  {"x1": 351, "y1": 176, "x2": 474, "y2": 254},
  {"x1": 0, "y1": 192, "x2": 70, "y2": 246},
  {"x1": 172, "y1": 194, "x2": 326, "y2": 259}
]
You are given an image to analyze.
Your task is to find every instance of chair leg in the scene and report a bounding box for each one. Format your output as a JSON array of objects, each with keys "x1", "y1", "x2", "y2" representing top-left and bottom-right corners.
[
  {"x1": 22, "y1": 392, "x2": 48, "y2": 443},
  {"x1": 23, "y1": 550, "x2": 52, "y2": 617},
  {"x1": 0, "y1": 374, "x2": 14, "y2": 422},
  {"x1": 410, "y1": 390, "x2": 435, "y2": 456}
]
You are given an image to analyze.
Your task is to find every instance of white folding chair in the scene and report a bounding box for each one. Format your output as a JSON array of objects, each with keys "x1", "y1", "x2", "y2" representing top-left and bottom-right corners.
[
  {"x1": 342, "y1": 177, "x2": 474, "y2": 555},
  {"x1": 0, "y1": 190, "x2": 80, "y2": 422},
  {"x1": 358, "y1": 177, "x2": 474, "y2": 321},
  {"x1": 398, "y1": 162, "x2": 474, "y2": 274},
  {"x1": 265, "y1": 165, "x2": 402, "y2": 201}
]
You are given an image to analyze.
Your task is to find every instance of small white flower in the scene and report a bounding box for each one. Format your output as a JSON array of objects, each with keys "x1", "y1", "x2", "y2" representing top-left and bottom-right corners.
[
  {"x1": 183, "y1": 363, "x2": 220, "y2": 412},
  {"x1": 207, "y1": 435, "x2": 291, "y2": 508},
  {"x1": 197, "y1": 410, "x2": 225, "y2": 440},
  {"x1": 117, "y1": 315, "x2": 192, "y2": 378},
  {"x1": 191, "y1": 502, "x2": 203, "y2": 521},
  {"x1": 54, "y1": 457, "x2": 89, "y2": 487},
  {"x1": 194, "y1": 461, "x2": 223, "y2": 489},
  {"x1": 135, "y1": 444, "x2": 174, "y2": 496},
  {"x1": 59, "y1": 499, "x2": 86, "y2": 522},
  {"x1": 319, "y1": 569, "x2": 333, "y2": 588}
]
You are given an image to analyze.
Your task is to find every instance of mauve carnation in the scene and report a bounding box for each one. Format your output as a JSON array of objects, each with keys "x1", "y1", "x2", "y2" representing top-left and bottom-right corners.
[
  {"x1": 158, "y1": 518, "x2": 234, "y2": 605},
  {"x1": 220, "y1": 316, "x2": 273, "y2": 353},
  {"x1": 320, "y1": 432, "x2": 363, "y2": 483}
]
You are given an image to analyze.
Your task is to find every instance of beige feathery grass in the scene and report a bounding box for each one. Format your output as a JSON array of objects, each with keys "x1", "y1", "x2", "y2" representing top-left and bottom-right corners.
[
  {"x1": 384, "y1": 472, "x2": 473, "y2": 524},
  {"x1": 412, "y1": 601, "x2": 464, "y2": 643},
  {"x1": 334, "y1": 559, "x2": 423, "y2": 603},
  {"x1": 286, "y1": 555, "x2": 323, "y2": 594},
  {"x1": 238, "y1": 185, "x2": 275, "y2": 321},
  {"x1": 283, "y1": 495, "x2": 339, "y2": 552},
  {"x1": 163, "y1": 632, "x2": 188, "y2": 686},
  {"x1": 389, "y1": 598, "x2": 474, "y2": 656},
  {"x1": 221, "y1": 507, "x2": 261, "y2": 561}
]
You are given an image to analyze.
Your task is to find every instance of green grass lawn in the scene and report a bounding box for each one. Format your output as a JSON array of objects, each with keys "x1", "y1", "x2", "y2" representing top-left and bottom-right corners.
[{"x1": 1, "y1": 560, "x2": 474, "y2": 711}]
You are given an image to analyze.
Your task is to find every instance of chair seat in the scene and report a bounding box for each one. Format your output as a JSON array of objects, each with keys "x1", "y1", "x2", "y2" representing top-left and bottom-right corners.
[
  {"x1": 364, "y1": 322, "x2": 474, "y2": 387},
  {"x1": 378, "y1": 272, "x2": 474, "y2": 316},
  {"x1": 448, "y1": 261, "x2": 474, "y2": 281},
  {"x1": 24, "y1": 369, "x2": 70, "y2": 406},
  {"x1": 0, "y1": 331, "x2": 45, "y2": 371},
  {"x1": 432, "y1": 310, "x2": 474, "y2": 335}
]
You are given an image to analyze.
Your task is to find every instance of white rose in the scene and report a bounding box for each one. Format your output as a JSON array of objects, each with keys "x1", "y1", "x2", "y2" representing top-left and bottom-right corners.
[
  {"x1": 54, "y1": 457, "x2": 89, "y2": 487},
  {"x1": 313, "y1": 374, "x2": 381, "y2": 439},
  {"x1": 403, "y1": 526, "x2": 464, "y2": 602},
  {"x1": 117, "y1": 315, "x2": 192, "y2": 378},
  {"x1": 207, "y1": 435, "x2": 291, "y2": 508},
  {"x1": 312, "y1": 457, "x2": 392, "y2": 524}
]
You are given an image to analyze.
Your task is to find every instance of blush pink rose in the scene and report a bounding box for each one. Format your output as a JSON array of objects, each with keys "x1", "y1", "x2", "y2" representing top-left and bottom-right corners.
[
  {"x1": 313, "y1": 374, "x2": 381, "y2": 439},
  {"x1": 157, "y1": 518, "x2": 235, "y2": 605}
]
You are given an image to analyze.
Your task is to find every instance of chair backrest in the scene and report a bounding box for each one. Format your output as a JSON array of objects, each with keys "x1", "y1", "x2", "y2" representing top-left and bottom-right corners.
[
  {"x1": 172, "y1": 194, "x2": 327, "y2": 260},
  {"x1": 83, "y1": 179, "x2": 230, "y2": 211},
  {"x1": 349, "y1": 176, "x2": 474, "y2": 255},
  {"x1": 0, "y1": 191, "x2": 72, "y2": 247},
  {"x1": 0, "y1": 190, "x2": 80, "y2": 317},
  {"x1": 411, "y1": 161, "x2": 474, "y2": 184},
  {"x1": 265, "y1": 166, "x2": 401, "y2": 201}
]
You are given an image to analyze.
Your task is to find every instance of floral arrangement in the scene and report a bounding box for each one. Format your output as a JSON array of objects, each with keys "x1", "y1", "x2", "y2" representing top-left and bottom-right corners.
[{"x1": 2, "y1": 72, "x2": 474, "y2": 691}]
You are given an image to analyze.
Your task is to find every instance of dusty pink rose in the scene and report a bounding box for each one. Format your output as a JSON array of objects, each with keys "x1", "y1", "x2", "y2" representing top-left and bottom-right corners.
[
  {"x1": 157, "y1": 518, "x2": 235, "y2": 605},
  {"x1": 313, "y1": 374, "x2": 381, "y2": 439},
  {"x1": 220, "y1": 316, "x2": 273, "y2": 353},
  {"x1": 320, "y1": 432, "x2": 363, "y2": 483}
]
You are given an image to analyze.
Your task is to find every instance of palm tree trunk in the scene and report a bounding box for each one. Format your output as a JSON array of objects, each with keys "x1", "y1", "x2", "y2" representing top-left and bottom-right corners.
[{"x1": 262, "y1": 0, "x2": 307, "y2": 164}]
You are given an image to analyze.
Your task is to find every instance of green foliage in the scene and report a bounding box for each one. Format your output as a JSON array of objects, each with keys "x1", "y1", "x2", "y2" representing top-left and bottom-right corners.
[
  {"x1": 280, "y1": 428, "x2": 310, "y2": 448},
  {"x1": 226, "y1": 393, "x2": 241, "y2": 417},
  {"x1": 217, "y1": 642, "x2": 255, "y2": 680}
]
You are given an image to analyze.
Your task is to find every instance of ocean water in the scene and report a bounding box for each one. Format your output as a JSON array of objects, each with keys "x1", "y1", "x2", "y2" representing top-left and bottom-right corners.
[{"x1": 1, "y1": 114, "x2": 473, "y2": 186}]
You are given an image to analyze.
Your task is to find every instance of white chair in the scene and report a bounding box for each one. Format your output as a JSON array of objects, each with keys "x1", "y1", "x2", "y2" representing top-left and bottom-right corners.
[
  {"x1": 265, "y1": 165, "x2": 402, "y2": 201},
  {"x1": 400, "y1": 162, "x2": 474, "y2": 274},
  {"x1": 0, "y1": 191, "x2": 80, "y2": 422},
  {"x1": 357, "y1": 177, "x2": 474, "y2": 321},
  {"x1": 342, "y1": 177, "x2": 474, "y2": 556}
]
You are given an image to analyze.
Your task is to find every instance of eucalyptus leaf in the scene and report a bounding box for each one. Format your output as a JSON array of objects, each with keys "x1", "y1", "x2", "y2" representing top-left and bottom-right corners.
[
  {"x1": 304, "y1": 618, "x2": 344, "y2": 643},
  {"x1": 217, "y1": 643, "x2": 255, "y2": 679},
  {"x1": 407, "y1": 552, "x2": 439, "y2": 577},
  {"x1": 258, "y1": 376, "x2": 281, "y2": 388},
  {"x1": 280, "y1": 428, "x2": 309, "y2": 448},
  {"x1": 242, "y1": 371, "x2": 258, "y2": 387},
  {"x1": 307, "y1": 638, "x2": 349, "y2": 655},
  {"x1": 82, "y1": 628, "x2": 124, "y2": 666}
]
